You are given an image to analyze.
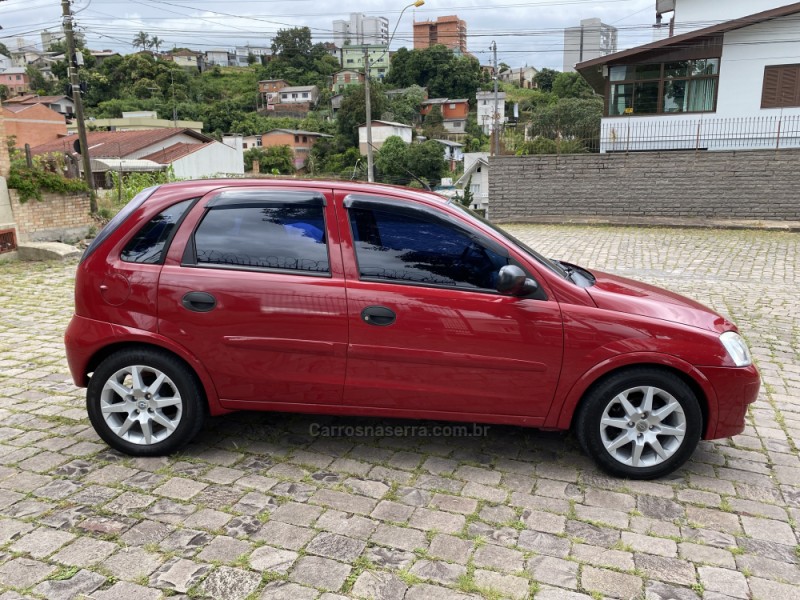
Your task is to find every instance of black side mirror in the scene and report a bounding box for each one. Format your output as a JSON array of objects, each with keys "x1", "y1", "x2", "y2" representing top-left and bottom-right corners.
[{"x1": 496, "y1": 265, "x2": 539, "y2": 297}]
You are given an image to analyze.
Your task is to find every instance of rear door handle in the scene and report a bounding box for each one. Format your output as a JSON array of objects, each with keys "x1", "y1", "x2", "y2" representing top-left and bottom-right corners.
[
  {"x1": 361, "y1": 306, "x2": 396, "y2": 326},
  {"x1": 182, "y1": 291, "x2": 216, "y2": 312}
]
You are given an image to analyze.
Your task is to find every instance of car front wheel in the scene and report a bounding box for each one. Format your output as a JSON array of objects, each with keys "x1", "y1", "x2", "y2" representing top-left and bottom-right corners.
[
  {"x1": 576, "y1": 368, "x2": 702, "y2": 479},
  {"x1": 87, "y1": 348, "x2": 206, "y2": 456}
]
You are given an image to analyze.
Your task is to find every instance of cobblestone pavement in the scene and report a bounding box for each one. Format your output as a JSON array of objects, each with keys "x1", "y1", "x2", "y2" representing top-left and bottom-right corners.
[{"x1": 0, "y1": 225, "x2": 798, "y2": 600}]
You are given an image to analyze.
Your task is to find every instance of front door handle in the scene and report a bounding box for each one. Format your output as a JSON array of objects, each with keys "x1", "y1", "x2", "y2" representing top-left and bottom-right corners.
[
  {"x1": 182, "y1": 291, "x2": 216, "y2": 313},
  {"x1": 361, "y1": 306, "x2": 396, "y2": 326}
]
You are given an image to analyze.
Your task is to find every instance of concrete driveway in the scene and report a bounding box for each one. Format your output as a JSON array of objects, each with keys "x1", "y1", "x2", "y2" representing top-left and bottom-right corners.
[{"x1": 0, "y1": 225, "x2": 797, "y2": 600}]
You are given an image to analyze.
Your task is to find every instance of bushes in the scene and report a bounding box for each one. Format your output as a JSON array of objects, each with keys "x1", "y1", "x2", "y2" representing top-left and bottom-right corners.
[{"x1": 7, "y1": 154, "x2": 89, "y2": 202}]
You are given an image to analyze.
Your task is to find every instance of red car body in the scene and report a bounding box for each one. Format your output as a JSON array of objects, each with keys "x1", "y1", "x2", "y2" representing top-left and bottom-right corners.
[{"x1": 65, "y1": 179, "x2": 759, "y2": 447}]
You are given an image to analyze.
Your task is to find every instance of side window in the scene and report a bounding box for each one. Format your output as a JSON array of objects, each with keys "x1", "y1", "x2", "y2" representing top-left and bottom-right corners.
[
  {"x1": 193, "y1": 204, "x2": 329, "y2": 274},
  {"x1": 121, "y1": 198, "x2": 195, "y2": 264},
  {"x1": 349, "y1": 206, "x2": 509, "y2": 290}
]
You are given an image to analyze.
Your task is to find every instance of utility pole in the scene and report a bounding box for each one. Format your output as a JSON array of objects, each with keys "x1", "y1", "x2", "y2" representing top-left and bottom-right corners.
[
  {"x1": 61, "y1": 0, "x2": 95, "y2": 210},
  {"x1": 492, "y1": 40, "x2": 500, "y2": 157},
  {"x1": 171, "y1": 71, "x2": 177, "y2": 126},
  {"x1": 363, "y1": 46, "x2": 375, "y2": 183}
]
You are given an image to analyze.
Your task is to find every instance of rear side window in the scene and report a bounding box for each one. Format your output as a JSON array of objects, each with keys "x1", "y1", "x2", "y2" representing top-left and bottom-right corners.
[
  {"x1": 121, "y1": 198, "x2": 195, "y2": 264},
  {"x1": 192, "y1": 205, "x2": 329, "y2": 274}
]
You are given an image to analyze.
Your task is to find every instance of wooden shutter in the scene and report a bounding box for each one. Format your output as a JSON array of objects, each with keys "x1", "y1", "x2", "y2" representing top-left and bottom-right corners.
[{"x1": 762, "y1": 65, "x2": 800, "y2": 108}]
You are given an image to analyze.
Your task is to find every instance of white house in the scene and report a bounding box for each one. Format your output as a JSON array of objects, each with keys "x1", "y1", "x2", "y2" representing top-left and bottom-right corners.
[
  {"x1": 498, "y1": 66, "x2": 538, "y2": 89},
  {"x1": 455, "y1": 152, "x2": 490, "y2": 213},
  {"x1": 205, "y1": 49, "x2": 232, "y2": 67},
  {"x1": 577, "y1": 1, "x2": 800, "y2": 152},
  {"x1": 476, "y1": 91, "x2": 507, "y2": 135},
  {"x1": 279, "y1": 86, "x2": 319, "y2": 105},
  {"x1": 358, "y1": 120, "x2": 413, "y2": 155},
  {"x1": 433, "y1": 139, "x2": 465, "y2": 164}
]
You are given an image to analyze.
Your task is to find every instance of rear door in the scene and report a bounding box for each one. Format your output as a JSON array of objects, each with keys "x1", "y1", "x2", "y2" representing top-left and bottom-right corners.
[{"x1": 158, "y1": 186, "x2": 348, "y2": 407}]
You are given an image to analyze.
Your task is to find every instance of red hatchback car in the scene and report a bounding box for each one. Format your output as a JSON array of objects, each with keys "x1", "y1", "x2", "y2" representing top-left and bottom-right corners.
[{"x1": 65, "y1": 179, "x2": 760, "y2": 479}]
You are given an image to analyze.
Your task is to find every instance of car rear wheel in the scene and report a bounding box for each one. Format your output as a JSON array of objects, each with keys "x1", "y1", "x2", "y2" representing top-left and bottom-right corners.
[
  {"x1": 87, "y1": 348, "x2": 206, "y2": 456},
  {"x1": 576, "y1": 368, "x2": 702, "y2": 479}
]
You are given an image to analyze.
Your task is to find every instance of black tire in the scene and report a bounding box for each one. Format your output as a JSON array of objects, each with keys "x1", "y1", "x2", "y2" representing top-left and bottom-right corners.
[
  {"x1": 575, "y1": 367, "x2": 702, "y2": 480},
  {"x1": 87, "y1": 347, "x2": 206, "y2": 456}
]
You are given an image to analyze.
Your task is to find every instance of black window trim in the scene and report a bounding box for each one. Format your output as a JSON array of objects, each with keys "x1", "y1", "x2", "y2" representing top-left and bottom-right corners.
[
  {"x1": 343, "y1": 193, "x2": 508, "y2": 258},
  {"x1": 120, "y1": 197, "x2": 199, "y2": 265},
  {"x1": 344, "y1": 193, "x2": 546, "y2": 299},
  {"x1": 206, "y1": 189, "x2": 326, "y2": 209},
  {"x1": 183, "y1": 197, "x2": 332, "y2": 278}
]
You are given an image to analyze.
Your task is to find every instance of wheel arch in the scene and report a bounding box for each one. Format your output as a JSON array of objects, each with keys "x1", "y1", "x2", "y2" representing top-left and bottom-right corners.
[
  {"x1": 552, "y1": 354, "x2": 717, "y2": 439},
  {"x1": 84, "y1": 340, "x2": 229, "y2": 417}
]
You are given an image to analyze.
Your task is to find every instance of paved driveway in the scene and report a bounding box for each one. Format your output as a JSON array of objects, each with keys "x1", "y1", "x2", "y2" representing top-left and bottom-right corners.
[{"x1": 0, "y1": 225, "x2": 798, "y2": 600}]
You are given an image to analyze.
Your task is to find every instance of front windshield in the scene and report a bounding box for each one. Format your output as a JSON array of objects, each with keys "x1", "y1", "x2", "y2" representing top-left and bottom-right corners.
[{"x1": 448, "y1": 201, "x2": 570, "y2": 279}]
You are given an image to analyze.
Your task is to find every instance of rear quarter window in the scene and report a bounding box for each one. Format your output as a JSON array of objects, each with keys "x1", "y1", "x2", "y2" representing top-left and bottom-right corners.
[{"x1": 121, "y1": 198, "x2": 196, "y2": 264}]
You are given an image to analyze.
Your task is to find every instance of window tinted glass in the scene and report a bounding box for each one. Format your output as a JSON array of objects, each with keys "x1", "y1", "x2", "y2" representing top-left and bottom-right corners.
[
  {"x1": 349, "y1": 207, "x2": 509, "y2": 290},
  {"x1": 121, "y1": 198, "x2": 194, "y2": 264},
  {"x1": 194, "y1": 205, "x2": 329, "y2": 274},
  {"x1": 82, "y1": 186, "x2": 159, "y2": 263}
]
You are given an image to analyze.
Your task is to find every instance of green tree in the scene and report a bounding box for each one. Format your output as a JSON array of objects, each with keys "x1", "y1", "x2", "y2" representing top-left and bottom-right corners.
[
  {"x1": 132, "y1": 31, "x2": 151, "y2": 51},
  {"x1": 384, "y1": 84, "x2": 425, "y2": 124},
  {"x1": 271, "y1": 27, "x2": 313, "y2": 68},
  {"x1": 526, "y1": 97, "x2": 603, "y2": 151},
  {"x1": 336, "y1": 83, "x2": 386, "y2": 145},
  {"x1": 552, "y1": 72, "x2": 594, "y2": 99},
  {"x1": 0, "y1": 85, "x2": 8, "y2": 101},
  {"x1": 244, "y1": 146, "x2": 295, "y2": 174},
  {"x1": 533, "y1": 68, "x2": 559, "y2": 93},
  {"x1": 26, "y1": 66, "x2": 54, "y2": 95},
  {"x1": 385, "y1": 45, "x2": 481, "y2": 100},
  {"x1": 422, "y1": 104, "x2": 445, "y2": 139},
  {"x1": 310, "y1": 135, "x2": 362, "y2": 176},
  {"x1": 375, "y1": 137, "x2": 445, "y2": 186},
  {"x1": 0, "y1": 42, "x2": 9, "y2": 57},
  {"x1": 406, "y1": 140, "x2": 446, "y2": 185},
  {"x1": 375, "y1": 136, "x2": 409, "y2": 184},
  {"x1": 150, "y1": 36, "x2": 163, "y2": 53}
]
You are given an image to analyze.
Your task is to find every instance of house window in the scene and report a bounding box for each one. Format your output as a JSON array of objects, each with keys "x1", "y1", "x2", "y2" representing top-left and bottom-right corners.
[
  {"x1": 292, "y1": 93, "x2": 298, "y2": 99},
  {"x1": 761, "y1": 64, "x2": 800, "y2": 109},
  {"x1": 302, "y1": 92, "x2": 308, "y2": 98},
  {"x1": 449, "y1": 103, "x2": 456, "y2": 109},
  {"x1": 608, "y1": 58, "x2": 719, "y2": 116}
]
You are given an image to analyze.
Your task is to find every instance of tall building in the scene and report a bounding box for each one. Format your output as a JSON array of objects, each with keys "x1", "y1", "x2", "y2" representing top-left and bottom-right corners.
[
  {"x1": 333, "y1": 13, "x2": 389, "y2": 46},
  {"x1": 562, "y1": 18, "x2": 617, "y2": 72},
  {"x1": 413, "y1": 15, "x2": 467, "y2": 54}
]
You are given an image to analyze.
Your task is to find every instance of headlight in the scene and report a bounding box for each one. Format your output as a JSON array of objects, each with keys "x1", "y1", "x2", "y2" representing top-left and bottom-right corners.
[{"x1": 720, "y1": 331, "x2": 752, "y2": 367}]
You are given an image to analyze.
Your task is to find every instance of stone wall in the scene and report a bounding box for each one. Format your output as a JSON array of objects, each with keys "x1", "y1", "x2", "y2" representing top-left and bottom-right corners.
[
  {"x1": 489, "y1": 150, "x2": 800, "y2": 223},
  {"x1": 10, "y1": 190, "x2": 94, "y2": 243}
]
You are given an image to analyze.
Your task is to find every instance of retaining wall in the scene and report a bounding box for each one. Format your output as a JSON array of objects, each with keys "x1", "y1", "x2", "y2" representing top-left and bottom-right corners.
[
  {"x1": 489, "y1": 150, "x2": 800, "y2": 223},
  {"x1": 10, "y1": 190, "x2": 94, "y2": 243}
]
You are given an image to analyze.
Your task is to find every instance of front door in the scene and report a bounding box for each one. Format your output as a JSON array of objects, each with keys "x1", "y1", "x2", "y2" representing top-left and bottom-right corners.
[
  {"x1": 158, "y1": 187, "x2": 348, "y2": 406},
  {"x1": 338, "y1": 192, "x2": 564, "y2": 420}
]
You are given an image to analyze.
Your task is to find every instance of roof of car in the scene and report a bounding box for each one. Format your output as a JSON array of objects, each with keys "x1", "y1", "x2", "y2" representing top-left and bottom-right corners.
[{"x1": 149, "y1": 178, "x2": 449, "y2": 206}]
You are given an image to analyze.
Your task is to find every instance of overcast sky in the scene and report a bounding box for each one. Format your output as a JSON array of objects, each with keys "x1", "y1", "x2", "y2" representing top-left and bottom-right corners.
[{"x1": 1, "y1": 0, "x2": 659, "y2": 69}]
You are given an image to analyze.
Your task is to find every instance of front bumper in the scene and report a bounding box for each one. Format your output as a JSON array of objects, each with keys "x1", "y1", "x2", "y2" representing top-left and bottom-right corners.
[{"x1": 697, "y1": 364, "x2": 760, "y2": 439}]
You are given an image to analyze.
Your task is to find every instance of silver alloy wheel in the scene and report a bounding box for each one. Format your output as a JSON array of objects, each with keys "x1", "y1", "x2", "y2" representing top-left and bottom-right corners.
[
  {"x1": 599, "y1": 385, "x2": 687, "y2": 468},
  {"x1": 100, "y1": 364, "x2": 183, "y2": 445}
]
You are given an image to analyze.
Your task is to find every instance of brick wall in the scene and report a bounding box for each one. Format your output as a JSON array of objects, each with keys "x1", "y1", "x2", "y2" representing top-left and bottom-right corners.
[
  {"x1": 489, "y1": 150, "x2": 800, "y2": 223},
  {"x1": 10, "y1": 190, "x2": 94, "y2": 243}
]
